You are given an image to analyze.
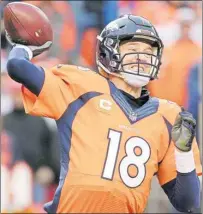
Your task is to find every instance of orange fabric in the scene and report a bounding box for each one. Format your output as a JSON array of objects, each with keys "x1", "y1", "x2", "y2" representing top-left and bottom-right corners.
[
  {"x1": 21, "y1": 65, "x2": 109, "y2": 119},
  {"x1": 148, "y1": 39, "x2": 202, "y2": 106},
  {"x1": 57, "y1": 99, "x2": 163, "y2": 213},
  {"x1": 21, "y1": 65, "x2": 73, "y2": 120},
  {"x1": 57, "y1": 97, "x2": 201, "y2": 213},
  {"x1": 21, "y1": 65, "x2": 202, "y2": 213},
  {"x1": 57, "y1": 183, "x2": 133, "y2": 213}
]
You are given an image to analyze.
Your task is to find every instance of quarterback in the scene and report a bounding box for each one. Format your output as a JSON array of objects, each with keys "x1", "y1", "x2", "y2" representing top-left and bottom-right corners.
[{"x1": 6, "y1": 15, "x2": 202, "y2": 213}]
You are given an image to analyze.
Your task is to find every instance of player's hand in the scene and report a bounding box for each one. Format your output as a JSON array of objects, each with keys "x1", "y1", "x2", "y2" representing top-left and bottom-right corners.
[
  {"x1": 5, "y1": 30, "x2": 52, "y2": 57},
  {"x1": 26, "y1": 41, "x2": 52, "y2": 57},
  {"x1": 171, "y1": 107, "x2": 196, "y2": 152}
]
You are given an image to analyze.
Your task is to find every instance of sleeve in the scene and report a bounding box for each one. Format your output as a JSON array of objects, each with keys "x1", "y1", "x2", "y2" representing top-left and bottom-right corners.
[
  {"x1": 7, "y1": 47, "x2": 45, "y2": 95},
  {"x1": 157, "y1": 103, "x2": 202, "y2": 186},
  {"x1": 157, "y1": 138, "x2": 202, "y2": 186},
  {"x1": 21, "y1": 67, "x2": 76, "y2": 120},
  {"x1": 162, "y1": 170, "x2": 201, "y2": 212}
]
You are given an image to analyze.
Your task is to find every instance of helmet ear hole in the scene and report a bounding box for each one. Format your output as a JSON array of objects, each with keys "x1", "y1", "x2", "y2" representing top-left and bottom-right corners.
[
  {"x1": 112, "y1": 55, "x2": 119, "y2": 61},
  {"x1": 100, "y1": 53, "x2": 106, "y2": 58}
]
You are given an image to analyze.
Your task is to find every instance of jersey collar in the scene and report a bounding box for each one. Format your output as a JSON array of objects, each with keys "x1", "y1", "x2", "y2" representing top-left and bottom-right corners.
[{"x1": 108, "y1": 81, "x2": 159, "y2": 124}]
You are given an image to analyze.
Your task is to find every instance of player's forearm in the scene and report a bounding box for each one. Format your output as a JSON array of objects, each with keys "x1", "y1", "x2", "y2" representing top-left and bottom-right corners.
[
  {"x1": 163, "y1": 150, "x2": 201, "y2": 213},
  {"x1": 7, "y1": 47, "x2": 44, "y2": 96},
  {"x1": 166, "y1": 170, "x2": 200, "y2": 213}
]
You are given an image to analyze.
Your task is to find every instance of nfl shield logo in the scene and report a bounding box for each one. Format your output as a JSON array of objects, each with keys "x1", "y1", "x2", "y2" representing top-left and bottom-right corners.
[{"x1": 129, "y1": 112, "x2": 137, "y2": 122}]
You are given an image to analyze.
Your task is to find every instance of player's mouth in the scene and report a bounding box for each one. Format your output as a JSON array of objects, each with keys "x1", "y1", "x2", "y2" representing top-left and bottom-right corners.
[{"x1": 130, "y1": 65, "x2": 145, "y2": 72}]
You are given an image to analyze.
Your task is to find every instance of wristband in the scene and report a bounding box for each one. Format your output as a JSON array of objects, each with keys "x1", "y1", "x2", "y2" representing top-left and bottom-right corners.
[{"x1": 175, "y1": 149, "x2": 195, "y2": 173}]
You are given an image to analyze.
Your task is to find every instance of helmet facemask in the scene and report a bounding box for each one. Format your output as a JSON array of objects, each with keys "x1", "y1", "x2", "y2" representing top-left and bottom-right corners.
[{"x1": 97, "y1": 34, "x2": 163, "y2": 80}]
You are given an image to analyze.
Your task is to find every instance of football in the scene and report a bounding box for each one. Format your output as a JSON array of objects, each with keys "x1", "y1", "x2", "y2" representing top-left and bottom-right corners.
[{"x1": 3, "y1": 2, "x2": 53, "y2": 46}]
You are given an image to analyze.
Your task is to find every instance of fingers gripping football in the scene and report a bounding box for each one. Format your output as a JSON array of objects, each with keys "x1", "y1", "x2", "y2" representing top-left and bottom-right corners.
[
  {"x1": 172, "y1": 108, "x2": 196, "y2": 152},
  {"x1": 4, "y1": 2, "x2": 53, "y2": 57},
  {"x1": 28, "y1": 41, "x2": 52, "y2": 57},
  {"x1": 6, "y1": 29, "x2": 52, "y2": 58}
]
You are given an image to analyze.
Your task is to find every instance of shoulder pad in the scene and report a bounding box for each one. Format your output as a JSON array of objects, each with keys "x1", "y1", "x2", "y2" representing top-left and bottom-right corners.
[
  {"x1": 158, "y1": 98, "x2": 181, "y2": 119},
  {"x1": 55, "y1": 64, "x2": 92, "y2": 71}
]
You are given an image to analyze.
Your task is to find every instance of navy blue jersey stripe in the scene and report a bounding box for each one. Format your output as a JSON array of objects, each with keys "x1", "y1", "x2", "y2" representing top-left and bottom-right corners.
[
  {"x1": 158, "y1": 116, "x2": 172, "y2": 165},
  {"x1": 44, "y1": 91, "x2": 102, "y2": 213}
]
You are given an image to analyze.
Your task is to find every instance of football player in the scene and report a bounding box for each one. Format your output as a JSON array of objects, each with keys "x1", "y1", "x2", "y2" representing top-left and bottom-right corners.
[{"x1": 6, "y1": 15, "x2": 202, "y2": 213}]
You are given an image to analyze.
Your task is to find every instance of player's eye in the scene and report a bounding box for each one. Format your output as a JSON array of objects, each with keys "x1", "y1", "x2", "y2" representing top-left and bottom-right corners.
[{"x1": 129, "y1": 49, "x2": 138, "y2": 52}]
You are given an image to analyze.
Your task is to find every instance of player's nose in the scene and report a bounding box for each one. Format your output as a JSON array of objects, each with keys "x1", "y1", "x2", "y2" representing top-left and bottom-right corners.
[{"x1": 135, "y1": 57, "x2": 147, "y2": 64}]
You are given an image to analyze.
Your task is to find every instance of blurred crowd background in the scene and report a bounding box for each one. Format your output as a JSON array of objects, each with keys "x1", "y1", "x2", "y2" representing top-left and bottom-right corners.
[{"x1": 1, "y1": 1, "x2": 202, "y2": 213}]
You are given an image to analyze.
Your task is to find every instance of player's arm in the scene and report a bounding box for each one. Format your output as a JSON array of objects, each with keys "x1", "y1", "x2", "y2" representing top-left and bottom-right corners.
[
  {"x1": 7, "y1": 45, "x2": 45, "y2": 96},
  {"x1": 158, "y1": 109, "x2": 202, "y2": 213},
  {"x1": 6, "y1": 36, "x2": 73, "y2": 119},
  {"x1": 162, "y1": 159, "x2": 200, "y2": 213}
]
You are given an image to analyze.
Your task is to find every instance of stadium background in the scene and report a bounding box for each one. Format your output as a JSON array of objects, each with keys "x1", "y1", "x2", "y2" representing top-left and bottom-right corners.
[{"x1": 1, "y1": 1, "x2": 202, "y2": 213}]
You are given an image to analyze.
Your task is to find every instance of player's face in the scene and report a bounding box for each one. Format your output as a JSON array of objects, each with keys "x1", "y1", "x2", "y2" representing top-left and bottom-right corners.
[{"x1": 119, "y1": 41, "x2": 153, "y2": 75}]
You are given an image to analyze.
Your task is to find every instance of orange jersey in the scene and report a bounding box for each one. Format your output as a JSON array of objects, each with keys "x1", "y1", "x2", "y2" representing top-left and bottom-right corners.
[{"x1": 21, "y1": 65, "x2": 202, "y2": 213}]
